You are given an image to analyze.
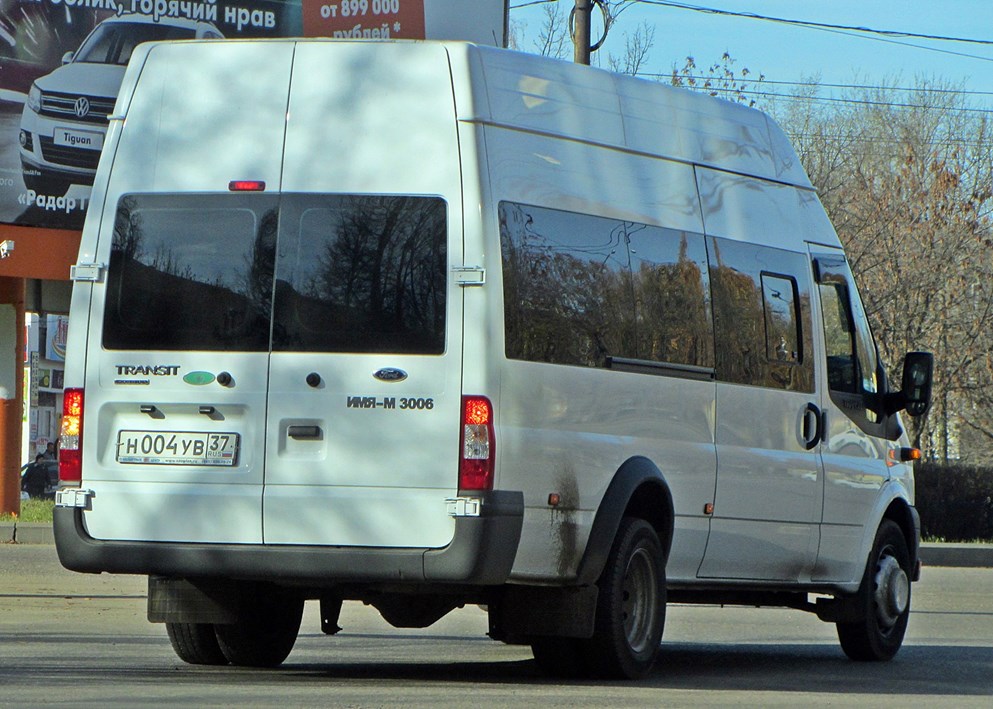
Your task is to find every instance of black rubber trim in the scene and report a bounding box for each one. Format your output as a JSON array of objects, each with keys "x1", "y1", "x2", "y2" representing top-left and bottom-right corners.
[
  {"x1": 908, "y1": 504, "x2": 922, "y2": 572},
  {"x1": 573, "y1": 457, "x2": 674, "y2": 585},
  {"x1": 54, "y1": 490, "x2": 523, "y2": 586},
  {"x1": 606, "y1": 356, "x2": 715, "y2": 381}
]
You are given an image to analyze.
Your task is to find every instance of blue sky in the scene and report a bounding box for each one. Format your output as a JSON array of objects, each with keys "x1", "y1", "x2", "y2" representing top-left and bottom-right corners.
[{"x1": 508, "y1": 1, "x2": 993, "y2": 108}]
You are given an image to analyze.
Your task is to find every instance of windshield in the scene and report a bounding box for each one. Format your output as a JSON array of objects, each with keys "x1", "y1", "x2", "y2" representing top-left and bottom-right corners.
[{"x1": 74, "y1": 22, "x2": 196, "y2": 66}]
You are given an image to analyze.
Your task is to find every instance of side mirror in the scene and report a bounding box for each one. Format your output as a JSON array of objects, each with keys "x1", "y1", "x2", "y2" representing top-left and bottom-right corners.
[
  {"x1": 901, "y1": 352, "x2": 933, "y2": 417},
  {"x1": 61, "y1": 51, "x2": 74, "y2": 65}
]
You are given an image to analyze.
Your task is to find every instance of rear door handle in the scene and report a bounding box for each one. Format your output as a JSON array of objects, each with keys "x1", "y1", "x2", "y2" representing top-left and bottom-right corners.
[{"x1": 287, "y1": 425, "x2": 323, "y2": 440}]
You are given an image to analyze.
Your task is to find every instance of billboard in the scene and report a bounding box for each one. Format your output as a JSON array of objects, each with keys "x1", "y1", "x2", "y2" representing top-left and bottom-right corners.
[{"x1": 0, "y1": 0, "x2": 506, "y2": 231}]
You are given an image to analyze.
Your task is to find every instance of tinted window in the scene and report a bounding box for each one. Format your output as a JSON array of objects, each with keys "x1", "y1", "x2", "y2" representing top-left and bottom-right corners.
[
  {"x1": 709, "y1": 238, "x2": 814, "y2": 392},
  {"x1": 761, "y1": 274, "x2": 801, "y2": 363},
  {"x1": 629, "y1": 225, "x2": 715, "y2": 369},
  {"x1": 103, "y1": 194, "x2": 277, "y2": 351},
  {"x1": 819, "y1": 282, "x2": 858, "y2": 393},
  {"x1": 500, "y1": 201, "x2": 713, "y2": 370},
  {"x1": 272, "y1": 195, "x2": 447, "y2": 354},
  {"x1": 816, "y1": 259, "x2": 882, "y2": 423}
]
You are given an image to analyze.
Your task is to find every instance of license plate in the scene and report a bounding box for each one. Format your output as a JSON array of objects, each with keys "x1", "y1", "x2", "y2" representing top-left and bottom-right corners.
[
  {"x1": 53, "y1": 126, "x2": 104, "y2": 151},
  {"x1": 116, "y1": 430, "x2": 239, "y2": 466}
]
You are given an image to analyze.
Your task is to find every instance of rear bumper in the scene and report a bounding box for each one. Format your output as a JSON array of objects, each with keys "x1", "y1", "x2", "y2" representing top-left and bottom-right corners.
[{"x1": 54, "y1": 490, "x2": 523, "y2": 586}]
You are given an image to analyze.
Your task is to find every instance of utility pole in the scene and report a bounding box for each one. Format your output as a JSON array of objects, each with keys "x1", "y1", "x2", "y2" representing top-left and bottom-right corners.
[
  {"x1": 0, "y1": 277, "x2": 24, "y2": 516},
  {"x1": 573, "y1": 0, "x2": 592, "y2": 65}
]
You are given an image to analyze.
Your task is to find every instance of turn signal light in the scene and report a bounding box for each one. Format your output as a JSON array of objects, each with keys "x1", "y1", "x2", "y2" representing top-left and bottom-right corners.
[
  {"x1": 888, "y1": 447, "x2": 922, "y2": 463},
  {"x1": 59, "y1": 388, "x2": 84, "y2": 484},
  {"x1": 460, "y1": 396, "x2": 494, "y2": 491}
]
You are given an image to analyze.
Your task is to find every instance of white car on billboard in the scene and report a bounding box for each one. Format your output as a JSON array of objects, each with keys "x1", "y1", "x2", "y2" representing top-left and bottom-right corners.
[{"x1": 19, "y1": 13, "x2": 223, "y2": 196}]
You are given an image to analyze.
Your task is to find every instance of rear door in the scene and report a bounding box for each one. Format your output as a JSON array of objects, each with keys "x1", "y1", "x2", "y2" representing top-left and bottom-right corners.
[
  {"x1": 261, "y1": 43, "x2": 465, "y2": 547},
  {"x1": 81, "y1": 193, "x2": 279, "y2": 544},
  {"x1": 78, "y1": 41, "x2": 293, "y2": 544}
]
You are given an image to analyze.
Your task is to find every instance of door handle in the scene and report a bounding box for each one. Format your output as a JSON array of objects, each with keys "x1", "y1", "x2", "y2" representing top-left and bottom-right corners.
[
  {"x1": 802, "y1": 403, "x2": 823, "y2": 450},
  {"x1": 287, "y1": 425, "x2": 323, "y2": 440}
]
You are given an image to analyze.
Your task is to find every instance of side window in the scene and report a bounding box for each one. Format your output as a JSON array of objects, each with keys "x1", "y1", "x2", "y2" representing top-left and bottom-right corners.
[
  {"x1": 816, "y1": 258, "x2": 881, "y2": 424},
  {"x1": 761, "y1": 274, "x2": 801, "y2": 364},
  {"x1": 628, "y1": 225, "x2": 715, "y2": 370},
  {"x1": 709, "y1": 237, "x2": 814, "y2": 392},
  {"x1": 818, "y1": 283, "x2": 858, "y2": 393},
  {"x1": 499, "y1": 201, "x2": 713, "y2": 372}
]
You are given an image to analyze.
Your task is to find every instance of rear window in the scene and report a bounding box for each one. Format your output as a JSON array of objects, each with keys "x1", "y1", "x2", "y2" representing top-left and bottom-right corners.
[
  {"x1": 103, "y1": 194, "x2": 277, "y2": 351},
  {"x1": 273, "y1": 195, "x2": 447, "y2": 354},
  {"x1": 103, "y1": 193, "x2": 447, "y2": 354}
]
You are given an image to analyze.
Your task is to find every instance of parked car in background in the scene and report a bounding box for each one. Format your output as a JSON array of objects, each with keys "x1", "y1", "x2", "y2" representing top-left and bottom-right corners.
[
  {"x1": 20, "y1": 460, "x2": 58, "y2": 499},
  {"x1": 18, "y1": 13, "x2": 223, "y2": 196}
]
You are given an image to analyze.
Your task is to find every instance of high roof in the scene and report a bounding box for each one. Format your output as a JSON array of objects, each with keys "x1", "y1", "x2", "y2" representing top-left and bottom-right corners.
[{"x1": 455, "y1": 44, "x2": 812, "y2": 190}]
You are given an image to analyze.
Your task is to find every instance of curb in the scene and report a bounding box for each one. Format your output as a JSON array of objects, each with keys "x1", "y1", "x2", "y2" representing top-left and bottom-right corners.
[
  {"x1": 3, "y1": 521, "x2": 992, "y2": 568},
  {"x1": 919, "y1": 543, "x2": 993, "y2": 569},
  {"x1": 1, "y1": 521, "x2": 55, "y2": 545}
]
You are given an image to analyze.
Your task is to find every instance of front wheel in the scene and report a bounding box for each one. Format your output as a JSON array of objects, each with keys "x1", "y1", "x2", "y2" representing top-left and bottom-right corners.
[
  {"x1": 583, "y1": 516, "x2": 667, "y2": 679},
  {"x1": 837, "y1": 519, "x2": 912, "y2": 661}
]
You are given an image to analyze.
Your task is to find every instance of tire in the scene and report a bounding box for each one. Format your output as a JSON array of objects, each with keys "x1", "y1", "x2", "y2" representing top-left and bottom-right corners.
[
  {"x1": 214, "y1": 589, "x2": 304, "y2": 668},
  {"x1": 583, "y1": 516, "x2": 666, "y2": 679},
  {"x1": 837, "y1": 519, "x2": 912, "y2": 661},
  {"x1": 165, "y1": 622, "x2": 228, "y2": 666}
]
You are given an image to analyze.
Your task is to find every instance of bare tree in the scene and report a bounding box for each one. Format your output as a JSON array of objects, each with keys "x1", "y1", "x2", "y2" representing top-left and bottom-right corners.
[
  {"x1": 607, "y1": 20, "x2": 655, "y2": 75},
  {"x1": 669, "y1": 52, "x2": 764, "y2": 106},
  {"x1": 775, "y1": 80, "x2": 993, "y2": 457}
]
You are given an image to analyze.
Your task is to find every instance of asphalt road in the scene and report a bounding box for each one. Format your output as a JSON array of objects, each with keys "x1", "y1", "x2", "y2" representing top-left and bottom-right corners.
[{"x1": 1, "y1": 544, "x2": 991, "y2": 707}]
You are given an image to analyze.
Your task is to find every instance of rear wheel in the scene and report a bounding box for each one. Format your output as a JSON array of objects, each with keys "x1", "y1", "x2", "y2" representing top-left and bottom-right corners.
[
  {"x1": 214, "y1": 589, "x2": 304, "y2": 668},
  {"x1": 837, "y1": 519, "x2": 912, "y2": 661},
  {"x1": 165, "y1": 622, "x2": 228, "y2": 665},
  {"x1": 583, "y1": 516, "x2": 666, "y2": 679}
]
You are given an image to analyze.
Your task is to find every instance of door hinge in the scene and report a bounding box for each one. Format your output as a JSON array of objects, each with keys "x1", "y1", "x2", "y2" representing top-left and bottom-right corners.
[
  {"x1": 55, "y1": 488, "x2": 94, "y2": 509},
  {"x1": 446, "y1": 497, "x2": 481, "y2": 517},
  {"x1": 70, "y1": 263, "x2": 104, "y2": 282},
  {"x1": 454, "y1": 266, "x2": 485, "y2": 287}
]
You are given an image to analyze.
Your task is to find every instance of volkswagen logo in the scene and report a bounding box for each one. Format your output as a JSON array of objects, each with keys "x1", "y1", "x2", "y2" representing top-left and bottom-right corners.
[{"x1": 74, "y1": 97, "x2": 90, "y2": 119}]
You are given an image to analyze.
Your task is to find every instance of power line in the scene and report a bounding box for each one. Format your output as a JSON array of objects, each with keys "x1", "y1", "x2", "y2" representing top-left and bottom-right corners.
[
  {"x1": 509, "y1": 0, "x2": 559, "y2": 8},
  {"x1": 628, "y1": 1, "x2": 993, "y2": 46},
  {"x1": 628, "y1": 1, "x2": 993, "y2": 64},
  {"x1": 749, "y1": 90, "x2": 993, "y2": 115},
  {"x1": 650, "y1": 73, "x2": 993, "y2": 97},
  {"x1": 665, "y1": 86, "x2": 993, "y2": 115},
  {"x1": 512, "y1": 2, "x2": 993, "y2": 65}
]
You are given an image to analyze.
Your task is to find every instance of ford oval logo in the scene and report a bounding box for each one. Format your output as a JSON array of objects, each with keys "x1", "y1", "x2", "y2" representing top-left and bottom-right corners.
[{"x1": 373, "y1": 367, "x2": 408, "y2": 383}]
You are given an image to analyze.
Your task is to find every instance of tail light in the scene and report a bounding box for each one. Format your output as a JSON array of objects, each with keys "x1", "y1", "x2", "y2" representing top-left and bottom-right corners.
[
  {"x1": 59, "y1": 388, "x2": 84, "y2": 484},
  {"x1": 460, "y1": 396, "x2": 494, "y2": 491}
]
